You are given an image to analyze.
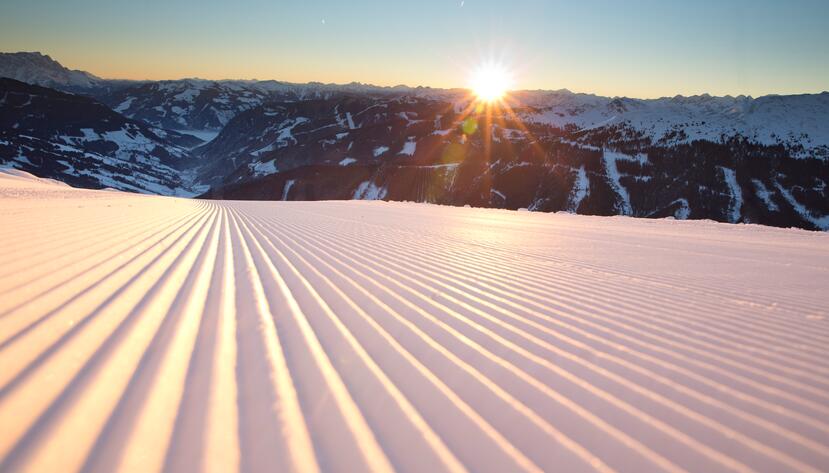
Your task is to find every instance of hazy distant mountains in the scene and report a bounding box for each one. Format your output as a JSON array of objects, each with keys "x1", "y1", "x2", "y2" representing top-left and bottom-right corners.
[
  {"x1": 1, "y1": 51, "x2": 827, "y2": 230},
  {"x1": 95, "y1": 78, "x2": 440, "y2": 133}
]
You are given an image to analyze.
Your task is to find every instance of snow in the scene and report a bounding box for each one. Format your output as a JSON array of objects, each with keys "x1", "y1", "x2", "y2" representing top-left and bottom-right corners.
[
  {"x1": 518, "y1": 90, "x2": 829, "y2": 156},
  {"x1": 602, "y1": 150, "x2": 633, "y2": 215},
  {"x1": 672, "y1": 198, "x2": 691, "y2": 220},
  {"x1": 567, "y1": 165, "x2": 590, "y2": 212},
  {"x1": 339, "y1": 157, "x2": 357, "y2": 166},
  {"x1": 281, "y1": 179, "x2": 295, "y2": 200},
  {"x1": 30, "y1": 125, "x2": 192, "y2": 196},
  {"x1": 399, "y1": 139, "x2": 417, "y2": 156},
  {"x1": 277, "y1": 117, "x2": 309, "y2": 144},
  {"x1": 398, "y1": 112, "x2": 422, "y2": 126},
  {"x1": 252, "y1": 118, "x2": 309, "y2": 156},
  {"x1": 774, "y1": 181, "x2": 829, "y2": 230},
  {"x1": 353, "y1": 180, "x2": 387, "y2": 200},
  {"x1": 101, "y1": 129, "x2": 153, "y2": 150},
  {"x1": 719, "y1": 167, "x2": 743, "y2": 223},
  {"x1": 251, "y1": 143, "x2": 275, "y2": 156},
  {"x1": 175, "y1": 129, "x2": 221, "y2": 144},
  {"x1": 626, "y1": 152, "x2": 649, "y2": 165},
  {"x1": 0, "y1": 52, "x2": 102, "y2": 89},
  {"x1": 373, "y1": 146, "x2": 389, "y2": 157},
  {"x1": 752, "y1": 179, "x2": 779, "y2": 212},
  {"x1": 250, "y1": 160, "x2": 278, "y2": 176},
  {"x1": 413, "y1": 163, "x2": 460, "y2": 169},
  {"x1": 9, "y1": 155, "x2": 35, "y2": 167},
  {"x1": 172, "y1": 87, "x2": 201, "y2": 103},
  {"x1": 114, "y1": 97, "x2": 134, "y2": 113},
  {"x1": 79, "y1": 128, "x2": 99, "y2": 141},
  {"x1": 1, "y1": 172, "x2": 829, "y2": 472}
]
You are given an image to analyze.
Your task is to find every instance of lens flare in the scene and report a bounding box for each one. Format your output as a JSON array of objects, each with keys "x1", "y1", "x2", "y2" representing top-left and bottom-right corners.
[{"x1": 469, "y1": 62, "x2": 513, "y2": 102}]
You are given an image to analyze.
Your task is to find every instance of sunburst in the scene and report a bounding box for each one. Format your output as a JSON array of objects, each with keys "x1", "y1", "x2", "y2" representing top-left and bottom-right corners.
[{"x1": 469, "y1": 61, "x2": 513, "y2": 102}]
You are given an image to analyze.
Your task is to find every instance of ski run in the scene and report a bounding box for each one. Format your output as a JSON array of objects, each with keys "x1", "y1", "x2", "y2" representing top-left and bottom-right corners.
[{"x1": 1, "y1": 169, "x2": 828, "y2": 473}]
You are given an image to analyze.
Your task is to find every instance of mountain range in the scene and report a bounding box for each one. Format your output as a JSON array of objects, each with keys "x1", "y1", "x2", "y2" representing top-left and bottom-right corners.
[{"x1": 1, "y1": 52, "x2": 827, "y2": 230}]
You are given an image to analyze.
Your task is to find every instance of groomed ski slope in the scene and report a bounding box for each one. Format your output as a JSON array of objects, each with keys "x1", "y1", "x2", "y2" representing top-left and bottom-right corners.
[{"x1": 1, "y1": 169, "x2": 828, "y2": 473}]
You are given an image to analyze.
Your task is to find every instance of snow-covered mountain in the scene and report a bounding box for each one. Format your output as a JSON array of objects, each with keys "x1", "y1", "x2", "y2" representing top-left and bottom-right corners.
[
  {"x1": 198, "y1": 94, "x2": 829, "y2": 230},
  {"x1": 0, "y1": 52, "x2": 105, "y2": 91},
  {"x1": 512, "y1": 90, "x2": 829, "y2": 158},
  {"x1": 95, "y1": 79, "x2": 446, "y2": 135},
  {"x1": 2, "y1": 52, "x2": 827, "y2": 229},
  {"x1": 97, "y1": 79, "x2": 286, "y2": 134},
  {"x1": 194, "y1": 96, "x2": 452, "y2": 187},
  {"x1": 0, "y1": 79, "x2": 202, "y2": 195}
]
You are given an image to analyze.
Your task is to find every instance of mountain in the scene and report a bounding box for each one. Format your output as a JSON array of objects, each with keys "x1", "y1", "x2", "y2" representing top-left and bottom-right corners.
[
  {"x1": 0, "y1": 51, "x2": 445, "y2": 135},
  {"x1": 0, "y1": 78, "x2": 202, "y2": 195},
  {"x1": 0, "y1": 51, "x2": 106, "y2": 92},
  {"x1": 197, "y1": 93, "x2": 829, "y2": 230},
  {"x1": 2, "y1": 52, "x2": 827, "y2": 230},
  {"x1": 513, "y1": 90, "x2": 829, "y2": 159},
  {"x1": 95, "y1": 79, "x2": 446, "y2": 135},
  {"x1": 95, "y1": 79, "x2": 306, "y2": 135},
  {"x1": 193, "y1": 95, "x2": 453, "y2": 187}
]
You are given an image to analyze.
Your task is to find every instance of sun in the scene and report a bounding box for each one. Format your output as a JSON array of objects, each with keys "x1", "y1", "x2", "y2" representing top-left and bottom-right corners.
[{"x1": 469, "y1": 62, "x2": 513, "y2": 103}]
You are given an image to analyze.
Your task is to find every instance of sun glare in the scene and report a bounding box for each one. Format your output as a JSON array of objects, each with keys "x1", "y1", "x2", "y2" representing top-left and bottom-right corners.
[{"x1": 469, "y1": 62, "x2": 513, "y2": 103}]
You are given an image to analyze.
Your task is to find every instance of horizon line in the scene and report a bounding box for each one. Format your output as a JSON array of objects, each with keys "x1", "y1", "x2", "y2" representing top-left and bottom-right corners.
[{"x1": 4, "y1": 50, "x2": 829, "y2": 101}]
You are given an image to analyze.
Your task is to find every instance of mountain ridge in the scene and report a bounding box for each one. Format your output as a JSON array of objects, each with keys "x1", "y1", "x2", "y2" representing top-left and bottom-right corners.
[
  {"x1": 3, "y1": 51, "x2": 826, "y2": 102},
  {"x1": 1, "y1": 52, "x2": 828, "y2": 230}
]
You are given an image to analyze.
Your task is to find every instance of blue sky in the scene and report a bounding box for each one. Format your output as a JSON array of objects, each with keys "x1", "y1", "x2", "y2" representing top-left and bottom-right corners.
[{"x1": 1, "y1": 0, "x2": 827, "y2": 97}]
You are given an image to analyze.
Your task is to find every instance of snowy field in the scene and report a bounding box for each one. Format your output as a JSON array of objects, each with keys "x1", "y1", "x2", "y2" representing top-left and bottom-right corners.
[{"x1": 1, "y1": 169, "x2": 828, "y2": 473}]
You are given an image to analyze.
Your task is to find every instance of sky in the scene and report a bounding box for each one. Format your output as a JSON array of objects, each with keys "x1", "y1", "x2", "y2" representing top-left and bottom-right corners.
[{"x1": 1, "y1": 0, "x2": 828, "y2": 98}]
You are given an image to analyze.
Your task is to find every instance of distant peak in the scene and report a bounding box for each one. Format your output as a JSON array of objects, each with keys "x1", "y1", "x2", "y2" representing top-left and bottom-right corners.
[
  {"x1": 2, "y1": 51, "x2": 55, "y2": 61},
  {"x1": 0, "y1": 50, "x2": 102, "y2": 88}
]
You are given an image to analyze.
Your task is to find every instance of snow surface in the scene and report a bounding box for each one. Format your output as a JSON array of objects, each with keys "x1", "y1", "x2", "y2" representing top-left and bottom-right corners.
[
  {"x1": 114, "y1": 97, "x2": 135, "y2": 113},
  {"x1": 774, "y1": 182, "x2": 829, "y2": 230},
  {"x1": 672, "y1": 198, "x2": 692, "y2": 220},
  {"x1": 0, "y1": 52, "x2": 102, "y2": 89},
  {"x1": 602, "y1": 150, "x2": 633, "y2": 215},
  {"x1": 567, "y1": 165, "x2": 590, "y2": 212},
  {"x1": 353, "y1": 180, "x2": 388, "y2": 200},
  {"x1": 1, "y1": 170, "x2": 829, "y2": 472},
  {"x1": 175, "y1": 129, "x2": 221, "y2": 144},
  {"x1": 250, "y1": 160, "x2": 278, "y2": 176},
  {"x1": 281, "y1": 179, "x2": 295, "y2": 201},
  {"x1": 753, "y1": 179, "x2": 780, "y2": 212},
  {"x1": 718, "y1": 167, "x2": 744, "y2": 223},
  {"x1": 399, "y1": 139, "x2": 417, "y2": 156}
]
